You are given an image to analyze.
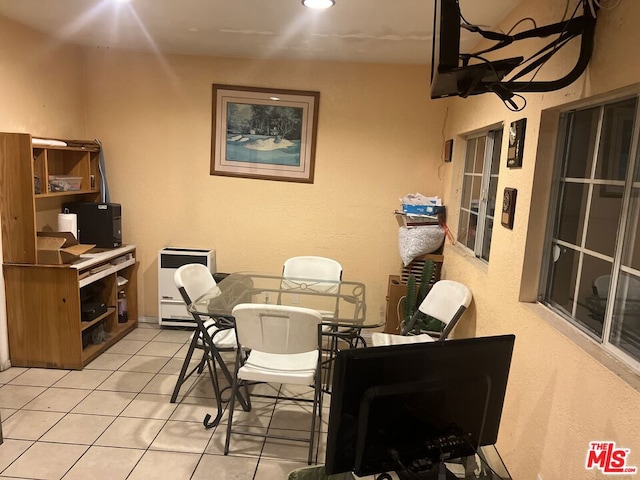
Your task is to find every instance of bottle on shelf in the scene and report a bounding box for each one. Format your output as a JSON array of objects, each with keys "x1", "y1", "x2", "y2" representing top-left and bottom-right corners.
[{"x1": 117, "y1": 290, "x2": 128, "y2": 323}]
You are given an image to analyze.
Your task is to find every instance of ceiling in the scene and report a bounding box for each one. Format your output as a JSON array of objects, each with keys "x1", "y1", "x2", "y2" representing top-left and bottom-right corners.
[{"x1": 0, "y1": 0, "x2": 521, "y2": 64}]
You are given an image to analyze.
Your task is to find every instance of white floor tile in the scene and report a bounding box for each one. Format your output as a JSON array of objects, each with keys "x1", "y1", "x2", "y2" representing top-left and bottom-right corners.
[
  {"x1": 1, "y1": 410, "x2": 65, "y2": 440},
  {"x1": 94, "y1": 417, "x2": 165, "y2": 449},
  {"x1": 61, "y1": 445, "x2": 144, "y2": 480},
  {"x1": 136, "y1": 342, "x2": 183, "y2": 358},
  {"x1": 119, "y1": 393, "x2": 177, "y2": 419},
  {"x1": 0, "y1": 385, "x2": 47, "y2": 409},
  {"x1": 23, "y1": 387, "x2": 92, "y2": 413},
  {"x1": 84, "y1": 353, "x2": 132, "y2": 370},
  {"x1": 0, "y1": 438, "x2": 34, "y2": 472},
  {"x1": 124, "y1": 328, "x2": 160, "y2": 341},
  {"x1": 153, "y1": 329, "x2": 193, "y2": 344},
  {"x1": 71, "y1": 390, "x2": 136, "y2": 416},
  {"x1": 149, "y1": 420, "x2": 214, "y2": 453},
  {"x1": 40, "y1": 413, "x2": 115, "y2": 445},
  {"x1": 141, "y1": 373, "x2": 189, "y2": 396},
  {"x1": 127, "y1": 450, "x2": 201, "y2": 480},
  {"x1": 8, "y1": 369, "x2": 70, "y2": 388},
  {"x1": 118, "y1": 355, "x2": 170, "y2": 373},
  {"x1": 52, "y1": 370, "x2": 113, "y2": 390},
  {"x1": 192, "y1": 453, "x2": 259, "y2": 480},
  {"x1": 105, "y1": 339, "x2": 148, "y2": 355},
  {"x1": 96, "y1": 371, "x2": 155, "y2": 393},
  {"x1": 0, "y1": 367, "x2": 29, "y2": 384},
  {"x1": 2, "y1": 441, "x2": 88, "y2": 480}
]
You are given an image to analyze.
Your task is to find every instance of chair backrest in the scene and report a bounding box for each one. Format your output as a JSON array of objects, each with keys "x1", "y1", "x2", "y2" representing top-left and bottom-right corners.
[
  {"x1": 231, "y1": 304, "x2": 322, "y2": 354},
  {"x1": 174, "y1": 263, "x2": 217, "y2": 305},
  {"x1": 282, "y1": 256, "x2": 342, "y2": 293},
  {"x1": 416, "y1": 280, "x2": 472, "y2": 340},
  {"x1": 593, "y1": 274, "x2": 640, "y2": 300}
]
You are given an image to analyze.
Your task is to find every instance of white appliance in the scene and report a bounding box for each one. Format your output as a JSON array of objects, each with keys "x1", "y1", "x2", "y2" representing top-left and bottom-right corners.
[{"x1": 158, "y1": 247, "x2": 216, "y2": 327}]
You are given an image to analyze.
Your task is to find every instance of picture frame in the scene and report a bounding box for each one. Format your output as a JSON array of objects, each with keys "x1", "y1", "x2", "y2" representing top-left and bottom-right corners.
[
  {"x1": 444, "y1": 139, "x2": 453, "y2": 163},
  {"x1": 506, "y1": 118, "x2": 526, "y2": 168},
  {"x1": 210, "y1": 84, "x2": 320, "y2": 183},
  {"x1": 501, "y1": 187, "x2": 517, "y2": 229}
]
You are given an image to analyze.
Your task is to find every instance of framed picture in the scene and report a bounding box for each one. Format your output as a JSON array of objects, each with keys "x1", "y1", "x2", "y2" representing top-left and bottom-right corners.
[
  {"x1": 501, "y1": 187, "x2": 517, "y2": 229},
  {"x1": 506, "y1": 118, "x2": 526, "y2": 168},
  {"x1": 211, "y1": 84, "x2": 320, "y2": 183},
  {"x1": 444, "y1": 139, "x2": 453, "y2": 163}
]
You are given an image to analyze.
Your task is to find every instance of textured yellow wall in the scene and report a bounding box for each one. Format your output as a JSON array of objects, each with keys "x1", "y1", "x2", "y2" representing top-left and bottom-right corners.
[
  {"x1": 0, "y1": 15, "x2": 85, "y2": 137},
  {"x1": 441, "y1": 0, "x2": 640, "y2": 478},
  {"x1": 81, "y1": 50, "x2": 448, "y2": 322},
  {"x1": 2, "y1": 1, "x2": 640, "y2": 477}
]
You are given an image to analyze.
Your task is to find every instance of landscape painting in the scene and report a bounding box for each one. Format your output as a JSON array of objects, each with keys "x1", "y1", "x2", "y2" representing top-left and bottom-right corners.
[{"x1": 211, "y1": 85, "x2": 320, "y2": 183}]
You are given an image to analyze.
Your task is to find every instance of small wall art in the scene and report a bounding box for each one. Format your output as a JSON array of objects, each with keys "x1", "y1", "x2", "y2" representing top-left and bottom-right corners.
[
  {"x1": 506, "y1": 118, "x2": 526, "y2": 168},
  {"x1": 444, "y1": 139, "x2": 453, "y2": 163}
]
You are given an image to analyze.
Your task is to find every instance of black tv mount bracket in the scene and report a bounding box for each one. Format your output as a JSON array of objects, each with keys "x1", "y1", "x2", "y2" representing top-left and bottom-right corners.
[{"x1": 459, "y1": 0, "x2": 598, "y2": 105}]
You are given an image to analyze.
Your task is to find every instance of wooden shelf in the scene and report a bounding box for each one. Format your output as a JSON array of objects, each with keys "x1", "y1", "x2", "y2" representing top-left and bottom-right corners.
[
  {"x1": 81, "y1": 308, "x2": 115, "y2": 332},
  {"x1": 1, "y1": 132, "x2": 138, "y2": 370},
  {"x1": 35, "y1": 189, "x2": 100, "y2": 199}
]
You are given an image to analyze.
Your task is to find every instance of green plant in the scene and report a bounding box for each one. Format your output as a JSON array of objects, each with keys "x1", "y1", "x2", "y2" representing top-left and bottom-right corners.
[{"x1": 402, "y1": 259, "x2": 445, "y2": 334}]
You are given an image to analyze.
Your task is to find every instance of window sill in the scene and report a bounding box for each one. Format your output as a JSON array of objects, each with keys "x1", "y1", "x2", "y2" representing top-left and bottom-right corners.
[
  {"x1": 447, "y1": 242, "x2": 489, "y2": 274},
  {"x1": 524, "y1": 302, "x2": 640, "y2": 392}
]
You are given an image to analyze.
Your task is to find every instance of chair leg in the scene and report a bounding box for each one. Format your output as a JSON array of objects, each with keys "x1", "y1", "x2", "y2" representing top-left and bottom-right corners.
[
  {"x1": 170, "y1": 330, "x2": 201, "y2": 403},
  {"x1": 224, "y1": 348, "x2": 245, "y2": 455},
  {"x1": 308, "y1": 369, "x2": 322, "y2": 464}
]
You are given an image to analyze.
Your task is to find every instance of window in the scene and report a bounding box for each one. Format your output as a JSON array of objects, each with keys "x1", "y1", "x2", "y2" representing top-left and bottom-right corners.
[
  {"x1": 458, "y1": 127, "x2": 503, "y2": 262},
  {"x1": 542, "y1": 97, "x2": 640, "y2": 368}
]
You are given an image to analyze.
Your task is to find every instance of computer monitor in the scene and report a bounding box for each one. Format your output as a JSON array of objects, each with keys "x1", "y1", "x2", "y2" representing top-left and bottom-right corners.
[
  {"x1": 430, "y1": 0, "x2": 523, "y2": 99},
  {"x1": 324, "y1": 335, "x2": 515, "y2": 479}
]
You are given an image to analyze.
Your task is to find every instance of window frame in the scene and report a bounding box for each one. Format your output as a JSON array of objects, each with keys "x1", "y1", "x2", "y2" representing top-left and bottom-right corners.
[
  {"x1": 458, "y1": 126, "x2": 503, "y2": 262},
  {"x1": 540, "y1": 95, "x2": 640, "y2": 372}
]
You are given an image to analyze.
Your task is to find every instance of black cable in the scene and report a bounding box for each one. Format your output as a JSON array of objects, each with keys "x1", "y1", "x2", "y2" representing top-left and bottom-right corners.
[
  {"x1": 510, "y1": 0, "x2": 583, "y2": 89},
  {"x1": 460, "y1": 437, "x2": 509, "y2": 480},
  {"x1": 506, "y1": 17, "x2": 537, "y2": 35},
  {"x1": 503, "y1": 93, "x2": 527, "y2": 112}
]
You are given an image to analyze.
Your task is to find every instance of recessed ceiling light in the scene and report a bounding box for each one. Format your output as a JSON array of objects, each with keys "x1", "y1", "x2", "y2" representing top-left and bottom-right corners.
[
  {"x1": 270, "y1": 96, "x2": 281, "y2": 101},
  {"x1": 302, "y1": 0, "x2": 335, "y2": 9}
]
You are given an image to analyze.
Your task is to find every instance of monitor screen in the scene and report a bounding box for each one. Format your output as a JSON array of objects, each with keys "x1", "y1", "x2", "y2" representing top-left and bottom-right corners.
[
  {"x1": 324, "y1": 335, "x2": 515, "y2": 478},
  {"x1": 429, "y1": 0, "x2": 523, "y2": 99},
  {"x1": 431, "y1": 0, "x2": 461, "y2": 84}
]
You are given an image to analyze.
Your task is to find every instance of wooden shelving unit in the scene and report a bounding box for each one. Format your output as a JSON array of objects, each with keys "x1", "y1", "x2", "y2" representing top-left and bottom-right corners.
[{"x1": 0, "y1": 132, "x2": 138, "y2": 370}]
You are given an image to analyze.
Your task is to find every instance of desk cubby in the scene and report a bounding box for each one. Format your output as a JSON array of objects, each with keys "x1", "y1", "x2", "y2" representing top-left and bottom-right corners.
[
  {"x1": 1, "y1": 132, "x2": 138, "y2": 370},
  {"x1": 3, "y1": 246, "x2": 138, "y2": 369}
]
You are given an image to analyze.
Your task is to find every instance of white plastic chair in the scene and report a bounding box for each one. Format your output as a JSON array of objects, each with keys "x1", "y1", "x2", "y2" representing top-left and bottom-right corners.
[
  {"x1": 224, "y1": 303, "x2": 323, "y2": 465},
  {"x1": 281, "y1": 256, "x2": 343, "y2": 314},
  {"x1": 372, "y1": 280, "x2": 472, "y2": 347},
  {"x1": 171, "y1": 264, "x2": 237, "y2": 410}
]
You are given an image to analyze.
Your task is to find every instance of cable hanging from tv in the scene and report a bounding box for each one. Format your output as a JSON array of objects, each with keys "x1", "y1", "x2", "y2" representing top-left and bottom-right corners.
[{"x1": 430, "y1": 0, "x2": 609, "y2": 111}]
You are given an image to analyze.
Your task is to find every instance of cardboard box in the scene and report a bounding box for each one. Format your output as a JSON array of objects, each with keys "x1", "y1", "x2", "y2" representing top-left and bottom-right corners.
[
  {"x1": 401, "y1": 204, "x2": 444, "y2": 215},
  {"x1": 36, "y1": 232, "x2": 94, "y2": 265},
  {"x1": 385, "y1": 275, "x2": 407, "y2": 334}
]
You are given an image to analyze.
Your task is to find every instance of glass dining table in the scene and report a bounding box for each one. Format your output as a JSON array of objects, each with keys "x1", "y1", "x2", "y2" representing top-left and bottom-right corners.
[{"x1": 187, "y1": 272, "x2": 381, "y2": 428}]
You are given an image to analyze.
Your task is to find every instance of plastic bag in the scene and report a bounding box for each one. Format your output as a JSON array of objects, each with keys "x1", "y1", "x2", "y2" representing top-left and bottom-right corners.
[{"x1": 398, "y1": 225, "x2": 445, "y2": 266}]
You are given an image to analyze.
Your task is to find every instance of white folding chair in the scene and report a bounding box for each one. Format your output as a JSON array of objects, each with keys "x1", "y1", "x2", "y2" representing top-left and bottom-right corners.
[
  {"x1": 281, "y1": 256, "x2": 343, "y2": 316},
  {"x1": 372, "y1": 280, "x2": 472, "y2": 347},
  {"x1": 171, "y1": 264, "x2": 239, "y2": 423},
  {"x1": 224, "y1": 303, "x2": 324, "y2": 465}
]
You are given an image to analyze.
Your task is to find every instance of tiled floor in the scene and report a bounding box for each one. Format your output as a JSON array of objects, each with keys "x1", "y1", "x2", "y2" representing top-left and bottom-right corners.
[{"x1": 0, "y1": 322, "x2": 329, "y2": 480}]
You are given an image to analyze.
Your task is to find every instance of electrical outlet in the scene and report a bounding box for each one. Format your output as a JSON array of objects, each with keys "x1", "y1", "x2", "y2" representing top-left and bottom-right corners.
[{"x1": 291, "y1": 294, "x2": 299, "y2": 304}]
